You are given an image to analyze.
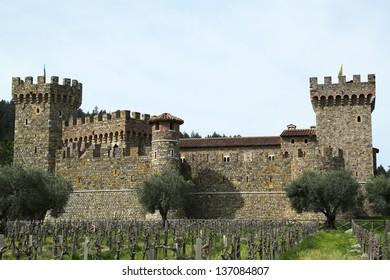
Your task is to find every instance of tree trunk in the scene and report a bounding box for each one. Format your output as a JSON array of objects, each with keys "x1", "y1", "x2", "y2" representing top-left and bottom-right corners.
[
  {"x1": 160, "y1": 210, "x2": 168, "y2": 228},
  {"x1": 324, "y1": 213, "x2": 336, "y2": 229}
]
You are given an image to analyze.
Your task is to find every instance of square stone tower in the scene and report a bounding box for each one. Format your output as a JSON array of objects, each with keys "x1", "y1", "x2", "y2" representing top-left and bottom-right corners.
[
  {"x1": 12, "y1": 76, "x2": 82, "y2": 171},
  {"x1": 310, "y1": 74, "x2": 376, "y2": 183}
]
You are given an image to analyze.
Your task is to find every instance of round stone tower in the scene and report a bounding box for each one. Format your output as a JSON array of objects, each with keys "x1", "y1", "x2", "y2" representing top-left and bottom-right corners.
[
  {"x1": 148, "y1": 113, "x2": 184, "y2": 173},
  {"x1": 12, "y1": 75, "x2": 82, "y2": 171}
]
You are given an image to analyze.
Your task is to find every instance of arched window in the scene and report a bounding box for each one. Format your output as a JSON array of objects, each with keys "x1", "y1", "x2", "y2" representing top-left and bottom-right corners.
[{"x1": 223, "y1": 155, "x2": 230, "y2": 162}]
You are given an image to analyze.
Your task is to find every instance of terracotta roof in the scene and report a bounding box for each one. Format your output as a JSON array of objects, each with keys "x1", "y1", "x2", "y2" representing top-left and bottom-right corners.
[
  {"x1": 280, "y1": 129, "x2": 316, "y2": 137},
  {"x1": 149, "y1": 113, "x2": 184, "y2": 124},
  {"x1": 179, "y1": 136, "x2": 281, "y2": 148}
]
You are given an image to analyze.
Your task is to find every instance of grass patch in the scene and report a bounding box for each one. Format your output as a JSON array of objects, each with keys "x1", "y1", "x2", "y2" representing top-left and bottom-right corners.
[{"x1": 279, "y1": 230, "x2": 367, "y2": 260}]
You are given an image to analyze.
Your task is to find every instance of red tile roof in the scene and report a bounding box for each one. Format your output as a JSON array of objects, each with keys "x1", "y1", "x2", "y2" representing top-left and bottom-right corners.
[
  {"x1": 280, "y1": 129, "x2": 316, "y2": 137},
  {"x1": 179, "y1": 136, "x2": 281, "y2": 148},
  {"x1": 149, "y1": 113, "x2": 184, "y2": 124}
]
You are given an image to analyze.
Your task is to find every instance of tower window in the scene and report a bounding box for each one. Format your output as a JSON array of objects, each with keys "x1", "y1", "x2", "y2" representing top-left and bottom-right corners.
[
  {"x1": 169, "y1": 149, "x2": 174, "y2": 157},
  {"x1": 298, "y1": 149, "x2": 304, "y2": 158},
  {"x1": 25, "y1": 119, "x2": 29, "y2": 125},
  {"x1": 34, "y1": 147, "x2": 37, "y2": 153},
  {"x1": 357, "y1": 116, "x2": 361, "y2": 122},
  {"x1": 154, "y1": 152, "x2": 157, "y2": 159},
  {"x1": 155, "y1": 122, "x2": 160, "y2": 130},
  {"x1": 180, "y1": 157, "x2": 185, "y2": 163},
  {"x1": 268, "y1": 155, "x2": 275, "y2": 161},
  {"x1": 304, "y1": 139, "x2": 308, "y2": 143},
  {"x1": 223, "y1": 155, "x2": 230, "y2": 162},
  {"x1": 291, "y1": 139, "x2": 295, "y2": 144},
  {"x1": 170, "y1": 122, "x2": 174, "y2": 130},
  {"x1": 36, "y1": 108, "x2": 40, "y2": 113}
]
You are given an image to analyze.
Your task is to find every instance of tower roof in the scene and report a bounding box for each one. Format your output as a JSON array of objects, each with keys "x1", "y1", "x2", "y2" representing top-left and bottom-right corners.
[{"x1": 149, "y1": 113, "x2": 184, "y2": 124}]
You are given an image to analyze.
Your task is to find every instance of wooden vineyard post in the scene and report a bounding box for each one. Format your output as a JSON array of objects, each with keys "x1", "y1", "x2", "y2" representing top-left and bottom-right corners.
[
  {"x1": 195, "y1": 237, "x2": 202, "y2": 260},
  {"x1": 83, "y1": 236, "x2": 90, "y2": 260},
  {"x1": 384, "y1": 220, "x2": 389, "y2": 260}
]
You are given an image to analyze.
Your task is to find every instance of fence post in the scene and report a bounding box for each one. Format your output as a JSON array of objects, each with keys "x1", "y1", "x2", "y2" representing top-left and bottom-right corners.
[
  {"x1": 385, "y1": 220, "x2": 389, "y2": 260},
  {"x1": 195, "y1": 238, "x2": 202, "y2": 260},
  {"x1": 83, "y1": 236, "x2": 90, "y2": 260}
]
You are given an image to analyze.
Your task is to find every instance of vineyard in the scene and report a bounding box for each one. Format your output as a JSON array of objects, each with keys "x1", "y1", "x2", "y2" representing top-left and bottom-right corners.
[{"x1": 0, "y1": 219, "x2": 320, "y2": 260}]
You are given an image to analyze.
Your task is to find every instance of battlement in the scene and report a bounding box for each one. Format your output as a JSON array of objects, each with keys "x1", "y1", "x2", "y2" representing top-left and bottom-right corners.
[
  {"x1": 309, "y1": 74, "x2": 375, "y2": 88},
  {"x1": 310, "y1": 74, "x2": 375, "y2": 111},
  {"x1": 12, "y1": 76, "x2": 82, "y2": 89},
  {"x1": 12, "y1": 75, "x2": 82, "y2": 108},
  {"x1": 63, "y1": 110, "x2": 150, "y2": 127}
]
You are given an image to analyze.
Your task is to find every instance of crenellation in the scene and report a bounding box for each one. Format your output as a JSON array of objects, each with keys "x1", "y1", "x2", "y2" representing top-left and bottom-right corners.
[
  {"x1": 338, "y1": 75, "x2": 346, "y2": 84},
  {"x1": 25, "y1": 76, "x2": 33, "y2": 84},
  {"x1": 63, "y1": 78, "x2": 71, "y2": 86},
  {"x1": 132, "y1": 112, "x2": 141, "y2": 120},
  {"x1": 353, "y1": 75, "x2": 361, "y2": 83},
  {"x1": 51, "y1": 76, "x2": 59, "y2": 84},
  {"x1": 324, "y1": 76, "x2": 332, "y2": 84},
  {"x1": 38, "y1": 76, "x2": 46, "y2": 84}
]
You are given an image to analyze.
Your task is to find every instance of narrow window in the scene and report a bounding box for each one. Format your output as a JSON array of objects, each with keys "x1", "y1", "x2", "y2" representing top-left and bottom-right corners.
[
  {"x1": 268, "y1": 155, "x2": 275, "y2": 161},
  {"x1": 25, "y1": 119, "x2": 29, "y2": 125},
  {"x1": 154, "y1": 152, "x2": 157, "y2": 159},
  {"x1": 170, "y1": 149, "x2": 174, "y2": 157},
  {"x1": 298, "y1": 149, "x2": 304, "y2": 158},
  {"x1": 34, "y1": 147, "x2": 37, "y2": 153},
  {"x1": 304, "y1": 139, "x2": 308, "y2": 144},
  {"x1": 36, "y1": 108, "x2": 40, "y2": 113},
  {"x1": 223, "y1": 156, "x2": 230, "y2": 162},
  {"x1": 246, "y1": 176, "x2": 249, "y2": 182},
  {"x1": 291, "y1": 139, "x2": 295, "y2": 144},
  {"x1": 357, "y1": 116, "x2": 361, "y2": 123},
  {"x1": 170, "y1": 122, "x2": 174, "y2": 130},
  {"x1": 180, "y1": 157, "x2": 185, "y2": 163},
  {"x1": 155, "y1": 122, "x2": 160, "y2": 130}
]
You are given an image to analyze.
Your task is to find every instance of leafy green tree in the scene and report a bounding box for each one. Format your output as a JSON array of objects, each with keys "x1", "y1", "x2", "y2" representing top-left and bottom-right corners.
[
  {"x1": 365, "y1": 175, "x2": 390, "y2": 216},
  {"x1": 0, "y1": 140, "x2": 13, "y2": 165},
  {"x1": 0, "y1": 165, "x2": 73, "y2": 230},
  {"x1": 285, "y1": 169, "x2": 361, "y2": 228},
  {"x1": 137, "y1": 170, "x2": 194, "y2": 226},
  {"x1": 376, "y1": 165, "x2": 390, "y2": 177}
]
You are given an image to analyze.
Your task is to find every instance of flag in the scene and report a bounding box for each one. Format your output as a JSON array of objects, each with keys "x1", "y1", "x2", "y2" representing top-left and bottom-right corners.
[{"x1": 338, "y1": 64, "x2": 343, "y2": 77}]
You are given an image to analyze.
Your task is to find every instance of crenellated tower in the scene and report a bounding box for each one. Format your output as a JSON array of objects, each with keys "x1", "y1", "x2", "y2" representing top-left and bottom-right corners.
[
  {"x1": 310, "y1": 74, "x2": 376, "y2": 182},
  {"x1": 12, "y1": 76, "x2": 82, "y2": 171},
  {"x1": 149, "y1": 113, "x2": 184, "y2": 173}
]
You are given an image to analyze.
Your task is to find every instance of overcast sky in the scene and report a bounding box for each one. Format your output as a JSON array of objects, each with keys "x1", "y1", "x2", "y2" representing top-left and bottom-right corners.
[{"x1": 1, "y1": 0, "x2": 389, "y2": 167}]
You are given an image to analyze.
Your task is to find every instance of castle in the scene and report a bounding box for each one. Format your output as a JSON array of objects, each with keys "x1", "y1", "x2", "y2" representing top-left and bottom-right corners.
[{"x1": 11, "y1": 74, "x2": 378, "y2": 220}]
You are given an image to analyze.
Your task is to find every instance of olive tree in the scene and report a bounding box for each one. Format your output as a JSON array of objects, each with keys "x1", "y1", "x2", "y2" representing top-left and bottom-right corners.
[
  {"x1": 137, "y1": 170, "x2": 194, "y2": 226},
  {"x1": 285, "y1": 169, "x2": 361, "y2": 228},
  {"x1": 0, "y1": 165, "x2": 73, "y2": 231},
  {"x1": 365, "y1": 175, "x2": 390, "y2": 216}
]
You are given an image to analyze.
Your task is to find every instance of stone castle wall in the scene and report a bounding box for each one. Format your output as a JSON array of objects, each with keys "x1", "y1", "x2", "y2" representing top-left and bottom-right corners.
[{"x1": 12, "y1": 74, "x2": 377, "y2": 221}]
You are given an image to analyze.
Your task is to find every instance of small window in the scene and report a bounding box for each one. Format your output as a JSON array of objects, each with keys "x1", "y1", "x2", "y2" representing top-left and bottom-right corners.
[
  {"x1": 34, "y1": 147, "x2": 37, "y2": 153},
  {"x1": 357, "y1": 116, "x2": 361, "y2": 123},
  {"x1": 268, "y1": 155, "x2": 275, "y2": 161},
  {"x1": 223, "y1": 156, "x2": 230, "y2": 162},
  {"x1": 170, "y1": 122, "x2": 175, "y2": 130},
  {"x1": 298, "y1": 149, "x2": 304, "y2": 158},
  {"x1": 180, "y1": 157, "x2": 185, "y2": 163},
  {"x1": 155, "y1": 122, "x2": 160, "y2": 130},
  {"x1": 169, "y1": 149, "x2": 174, "y2": 157},
  {"x1": 304, "y1": 139, "x2": 308, "y2": 144},
  {"x1": 36, "y1": 108, "x2": 40, "y2": 113},
  {"x1": 154, "y1": 152, "x2": 157, "y2": 159},
  {"x1": 59, "y1": 110, "x2": 62, "y2": 117},
  {"x1": 284, "y1": 151, "x2": 289, "y2": 158},
  {"x1": 25, "y1": 119, "x2": 29, "y2": 125},
  {"x1": 291, "y1": 139, "x2": 295, "y2": 144}
]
